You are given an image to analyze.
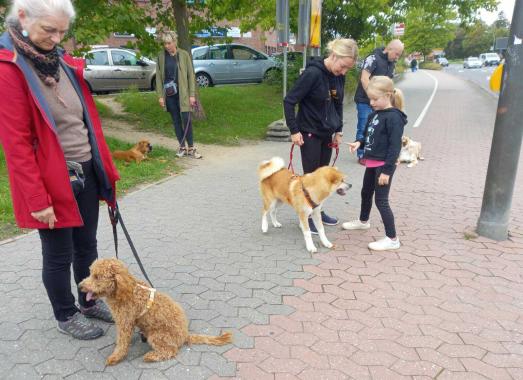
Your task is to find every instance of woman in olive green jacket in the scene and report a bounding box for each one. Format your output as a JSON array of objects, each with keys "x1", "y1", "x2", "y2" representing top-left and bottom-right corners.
[{"x1": 156, "y1": 31, "x2": 201, "y2": 158}]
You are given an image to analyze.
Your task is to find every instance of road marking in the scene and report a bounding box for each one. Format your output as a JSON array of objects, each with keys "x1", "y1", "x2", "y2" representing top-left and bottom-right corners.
[{"x1": 413, "y1": 71, "x2": 438, "y2": 128}]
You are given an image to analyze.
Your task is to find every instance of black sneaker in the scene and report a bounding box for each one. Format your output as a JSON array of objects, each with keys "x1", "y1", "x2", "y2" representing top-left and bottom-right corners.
[
  {"x1": 308, "y1": 218, "x2": 319, "y2": 235},
  {"x1": 321, "y1": 211, "x2": 339, "y2": 226},
  {"x1": 80, "y1": 299, "x2": 114, "y2": 323},
  {"x1": 57, "y1": 312, "x2": 104, "y2": 340}
]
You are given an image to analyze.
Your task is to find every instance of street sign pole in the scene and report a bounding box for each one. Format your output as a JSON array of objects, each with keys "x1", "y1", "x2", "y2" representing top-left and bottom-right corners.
[
  {"x1": 298, "y1": 0, "x2": 311, "y2": 71},
  {"x1": 477, "y1": 0, "x2": 523, "y2": 240},
  {"x1": 276, "y1": 0, "x2": 290, "y2": 98}
]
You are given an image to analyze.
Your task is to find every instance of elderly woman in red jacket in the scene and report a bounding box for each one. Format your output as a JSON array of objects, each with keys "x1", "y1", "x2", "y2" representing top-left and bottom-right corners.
[{"x1": 0, "y1": 0, "x2": 119, "y2": 340}]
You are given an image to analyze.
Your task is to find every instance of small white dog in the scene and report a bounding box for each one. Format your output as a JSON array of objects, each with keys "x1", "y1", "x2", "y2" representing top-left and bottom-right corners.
[{"x1": 398, "y1": 136, "x2": 424, "y2": 168}]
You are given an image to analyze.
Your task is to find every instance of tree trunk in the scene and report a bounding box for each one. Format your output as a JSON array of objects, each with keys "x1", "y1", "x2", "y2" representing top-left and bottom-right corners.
[{"x1": 171, "y1": 0, "x2": 192, "y2": 54}]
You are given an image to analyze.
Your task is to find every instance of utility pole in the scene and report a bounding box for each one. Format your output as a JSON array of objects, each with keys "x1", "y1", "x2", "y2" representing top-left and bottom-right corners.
[{"x1": 477, "y1": 0, "x2": 523, "y2": 240}]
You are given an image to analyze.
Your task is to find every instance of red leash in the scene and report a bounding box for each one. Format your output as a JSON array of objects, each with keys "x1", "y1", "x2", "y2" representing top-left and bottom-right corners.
[{"x1": 288, "y1": 141, "x2": 340, "y2": 175}]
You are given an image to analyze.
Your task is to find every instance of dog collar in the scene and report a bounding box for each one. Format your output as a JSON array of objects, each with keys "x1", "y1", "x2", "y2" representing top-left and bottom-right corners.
[
  {"x1": 137, "y1": 284, "x2": 156, "y2": 318},
  {"x1": 301, "y1": 183, "x2": 319, "y2": 209}
]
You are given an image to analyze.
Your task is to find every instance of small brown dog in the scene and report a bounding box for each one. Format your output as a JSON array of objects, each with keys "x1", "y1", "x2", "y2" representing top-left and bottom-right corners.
[
  {"x1": 79, "y1": 258, "x2": 232, "y2": 365},
  {"x1": 398, "y1": 136, "x2": 424, "y2": 168},
  {"x1": 112, "y1": 140, "x2": 152, "y2": 163}
]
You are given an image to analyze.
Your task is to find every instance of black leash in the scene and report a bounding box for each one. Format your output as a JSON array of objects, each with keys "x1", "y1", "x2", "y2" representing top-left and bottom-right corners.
[{"x1": 108, "y1": 203, "x2": 154, "y2": 287}]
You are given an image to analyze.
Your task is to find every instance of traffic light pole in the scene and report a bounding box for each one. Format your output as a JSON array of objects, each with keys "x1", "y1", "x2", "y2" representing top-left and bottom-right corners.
[{"x1": 477, "y1": 0, "x2": 523, "y2": 240}]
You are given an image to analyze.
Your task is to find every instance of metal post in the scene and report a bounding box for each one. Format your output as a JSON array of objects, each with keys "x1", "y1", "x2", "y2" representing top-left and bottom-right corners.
[{"x1": 477, "y1": 0, "x2": 523, "y2": 240}]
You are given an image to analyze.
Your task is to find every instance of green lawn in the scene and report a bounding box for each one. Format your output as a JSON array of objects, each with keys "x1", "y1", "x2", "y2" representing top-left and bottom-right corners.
[
  {"x1": 116, "y1": 84, "x2": 284, "y2": 145},
  {"x1": 0, "y1": 138, "x2": 179, "y2": 241}
]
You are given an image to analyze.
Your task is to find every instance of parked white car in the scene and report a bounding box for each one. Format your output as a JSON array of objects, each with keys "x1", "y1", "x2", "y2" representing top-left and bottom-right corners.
[
  {"x1": 83, "y1": 47, "x2": 156, "y2": 93},
  {"x1": 463, "y1": 57, "x2": 482, "y2": 69}
]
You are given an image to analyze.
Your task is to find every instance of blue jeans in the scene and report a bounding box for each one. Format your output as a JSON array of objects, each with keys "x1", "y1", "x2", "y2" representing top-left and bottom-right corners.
[{"x1": 356, "y1": 103, "x2": 373, "y2": 158}]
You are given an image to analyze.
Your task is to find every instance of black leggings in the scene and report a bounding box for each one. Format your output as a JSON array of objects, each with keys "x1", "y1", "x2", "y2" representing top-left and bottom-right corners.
[
  {"x1": 39, "y1": 160, "x2": 99, "y2": 321},
  {"x1": 359, "y1": 166, "x2": 396, "y2": 238},
  {"x1": 166, "y1": 93, "x2": 193, "y2": 147},
  {"x1": 300, "y1": 132, "x2": 332, "y2": 174}
]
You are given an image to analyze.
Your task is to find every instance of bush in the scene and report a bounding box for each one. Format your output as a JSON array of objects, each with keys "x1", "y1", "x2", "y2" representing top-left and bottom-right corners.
[
  {"x1": 419, "y1": 62, "x2": 442, "y2": 70},
  {"x1": 265, "y1": 55, "x2": 359, "y2": 97}
]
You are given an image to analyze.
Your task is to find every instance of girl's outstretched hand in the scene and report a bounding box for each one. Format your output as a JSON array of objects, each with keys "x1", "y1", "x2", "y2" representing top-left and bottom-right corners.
[{"x1": 346, "y1": 141, "x2": 361, "y2": 154}]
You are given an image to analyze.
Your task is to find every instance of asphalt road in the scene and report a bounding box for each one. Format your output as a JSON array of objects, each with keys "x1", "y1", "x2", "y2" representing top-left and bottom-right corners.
[{"x1": 443, "y1": 63, "x2": 499, "y2": 98}]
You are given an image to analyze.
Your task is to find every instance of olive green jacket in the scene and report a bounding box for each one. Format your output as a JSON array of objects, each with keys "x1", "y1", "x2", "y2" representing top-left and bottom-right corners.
[{"x1": 155, "y1": 49, "x2": 196, "y2": 113}]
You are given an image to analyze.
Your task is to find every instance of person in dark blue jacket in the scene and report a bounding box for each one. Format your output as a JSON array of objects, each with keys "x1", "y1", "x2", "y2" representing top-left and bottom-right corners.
[
  {"x1": 284, "y1": 38, "x2": 358, "y2": 234},
  {"x1": 344, "y1": 76, "x2": 407, "y2": 251}
]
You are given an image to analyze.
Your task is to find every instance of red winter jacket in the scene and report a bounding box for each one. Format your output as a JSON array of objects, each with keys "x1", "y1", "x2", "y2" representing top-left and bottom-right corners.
[{"x1": 0, "y1": 32, "x2": 119, "y2": 229}]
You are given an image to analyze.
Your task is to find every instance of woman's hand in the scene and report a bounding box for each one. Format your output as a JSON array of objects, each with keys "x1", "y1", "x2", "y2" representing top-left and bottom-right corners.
[
  {"x1": 158, "y1": 97, "x2": 165, "y2": 108},
  {"x1": 334, "y1": 133, "x2": 343, "y2": 145},
  {"x1": 31, "y1": 206, "x2": 57, "y2": 229},
  {"x1": 189, "y1": 96, "x2": 196, "y2": 108},
  {"x1": 291, "y1": 132, "x2": 304, "y2": 146},
  {"x1": 347, "y1": 141, "x2": 361, "y2": 154},
  {"x1": 378, "y1": 173, "x2": 390, "y2": 186}
]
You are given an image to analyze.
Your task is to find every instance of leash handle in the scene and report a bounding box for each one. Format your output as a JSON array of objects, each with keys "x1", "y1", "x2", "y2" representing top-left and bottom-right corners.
[
  {"x1": 328, "y1": 142, "x2": 340, "y2": 167},
  {"x1": 108, "y1": 206, "x2": 119, "y2": 258},
  {"x1": 288, "y1": 143, "x2": 296, "y2": 174}
]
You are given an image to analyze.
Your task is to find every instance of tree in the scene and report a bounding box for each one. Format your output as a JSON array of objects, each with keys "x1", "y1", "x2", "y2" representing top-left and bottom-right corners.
[
  {"x1": 462, "y1": 20, "x2": 492, "y2": 56},
  {"x1": 402, "y1": 7, "x2": 456, "y2": 56}
]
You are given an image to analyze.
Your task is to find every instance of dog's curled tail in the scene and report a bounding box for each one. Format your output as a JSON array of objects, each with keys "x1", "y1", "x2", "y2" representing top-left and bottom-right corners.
[
  {"x1": 188, "y1": 331, "x2": 233, "y2": 346},
  {"x1": 258, "y1": 157, "x2": 285, "y2": 181}
]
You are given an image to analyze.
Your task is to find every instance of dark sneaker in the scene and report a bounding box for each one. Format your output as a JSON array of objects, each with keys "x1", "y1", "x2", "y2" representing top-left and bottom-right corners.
[
  {"x1": 321, "y1": 211, "x2": 339, "y2": 226},
  {"x1": 308, "y1": 218, "x2": 319, "y2": 235},
  {"x1": 57, "y1": 312, "x2": 104, "y2": 340},
  {"x1": 80, "y1": 299, "x2": 114, "y2": 323}
]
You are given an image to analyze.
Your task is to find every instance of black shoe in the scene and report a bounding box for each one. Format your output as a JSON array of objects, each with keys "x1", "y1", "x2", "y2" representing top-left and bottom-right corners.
[
  {"x1": 308, "y1": 218, "x2": 319, "y2": 235},
  {"x1": 321, "y1": 211, "x2": 339, "y2": 226}
]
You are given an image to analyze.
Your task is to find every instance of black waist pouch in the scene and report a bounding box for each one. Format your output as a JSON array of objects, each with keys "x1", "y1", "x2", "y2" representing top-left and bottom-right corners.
[{"x1": 66, "y1": 161, "x2": 85, "y2": 197}]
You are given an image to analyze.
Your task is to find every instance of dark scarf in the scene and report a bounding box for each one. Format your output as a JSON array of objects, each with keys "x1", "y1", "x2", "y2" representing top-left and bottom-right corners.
[{"x1": 7, "y1": 23, "x2": 61, "y2": 87}]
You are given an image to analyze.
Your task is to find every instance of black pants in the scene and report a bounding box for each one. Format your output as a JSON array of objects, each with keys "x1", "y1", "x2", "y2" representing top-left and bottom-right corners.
[
  {"x1": 166, "y1": 93, "x2": 193, "y2": 147},
  {"x1": 360, "y1": 166, "x2": 396, "y2": 238},
  {"x1": 39, "y1": 160, "x2": 99, "y2": 321},
  {"x1": 300, "y1": 132, "x2": 332, "y2": 174}
]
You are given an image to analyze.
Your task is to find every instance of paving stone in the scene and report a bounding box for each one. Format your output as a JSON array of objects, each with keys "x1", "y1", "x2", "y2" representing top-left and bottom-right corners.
[
  {"x1": 164, "y1": 364, "x2": 213, "y2": 380},
  {"x1": 201, "y1": 352, "x2": 236, "y2": 377}
]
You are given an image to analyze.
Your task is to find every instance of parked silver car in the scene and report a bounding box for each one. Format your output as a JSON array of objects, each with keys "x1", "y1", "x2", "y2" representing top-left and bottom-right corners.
[
  {"x1": 191, "y1": 44, "x2": 278, "y2": 87},
  {"x1": 83, "y1": 47, "x2": 156, "y2": 93},
  {"x1": 463, "y1": 56, "x2": 482, "y2": 69}
]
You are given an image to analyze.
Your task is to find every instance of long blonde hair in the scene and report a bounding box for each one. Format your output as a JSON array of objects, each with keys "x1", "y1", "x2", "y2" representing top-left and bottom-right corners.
[
  {"x1": 367, "y1": 76, "x2": 404, "y2": 111},
  {"x1": 326, "y1": 38, "x2": 358, "y2": 61}
]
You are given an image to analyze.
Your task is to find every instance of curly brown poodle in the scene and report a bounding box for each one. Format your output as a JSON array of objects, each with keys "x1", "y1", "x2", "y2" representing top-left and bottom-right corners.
[{"x1": 79, "y1": 258, "x2": 232, "y2": 365}]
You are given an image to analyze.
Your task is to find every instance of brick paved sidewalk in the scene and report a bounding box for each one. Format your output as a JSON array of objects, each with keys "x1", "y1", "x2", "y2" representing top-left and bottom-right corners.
[
  {"x1": 211, "y1": 71, "x2": 523, "y2": 380},
  {"x1": 1, "y1": 70, "x2": 522, "y2": 380}
]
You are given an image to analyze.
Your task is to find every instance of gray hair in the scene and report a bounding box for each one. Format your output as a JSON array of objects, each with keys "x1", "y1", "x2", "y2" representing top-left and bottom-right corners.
[
  {"x1": 160, "y1": 31, "x2": 178, "y2": 44},
  {"x1": 6, "y1": 0, "x2": 76, "y2": 25}
]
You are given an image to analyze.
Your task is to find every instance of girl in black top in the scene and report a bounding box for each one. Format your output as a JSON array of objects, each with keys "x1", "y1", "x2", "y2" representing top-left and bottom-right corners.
[
  {"x1": 284, "y1": 38, "x2": 358, "y2": 233},
  {"x1": 344, "y1": 76, "x2": 407, "y2": 251}
]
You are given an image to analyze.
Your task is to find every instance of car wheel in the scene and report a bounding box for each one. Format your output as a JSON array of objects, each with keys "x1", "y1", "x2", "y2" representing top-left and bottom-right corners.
[
  {"x1": 195, "y1": 72, "x2": 212, "y2": 87},
  {"x1": 150, "y1": 76, "x2": 156, "y2": 91},
  {"x1": 85, "y1": 81, "x2": 94, "y2": 94}
]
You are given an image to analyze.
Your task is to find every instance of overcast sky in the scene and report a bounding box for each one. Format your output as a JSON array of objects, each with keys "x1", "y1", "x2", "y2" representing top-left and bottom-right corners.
[{"x1": 480, "y1": 0, "x2": 515, "y2": 24}]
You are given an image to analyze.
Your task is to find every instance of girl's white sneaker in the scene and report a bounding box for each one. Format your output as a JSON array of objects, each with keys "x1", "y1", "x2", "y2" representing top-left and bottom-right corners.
[
  {"x1": 342, "y1": 220, "x2": 370, "y2": 230},
  {"x1": 368, "y1": 237, "x2": 400, "y2": 251}
]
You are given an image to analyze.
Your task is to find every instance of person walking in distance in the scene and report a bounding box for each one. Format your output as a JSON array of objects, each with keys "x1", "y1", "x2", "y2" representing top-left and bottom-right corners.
[
  {"x1": 353, "y1": 40, "x2": 404, "y2": 163},
  {"x1": 0, "y1": 0, "x2": 119, "y2": 339},
  {"x1": 343, "y1": 76, "x2": 407, "y2": 251},
  {"x1": 156, "y1": 31, "x2": 202, "y2": 159},
  {"x1": 284, "y1": 38, "x2": 358, "y2": 234}
]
